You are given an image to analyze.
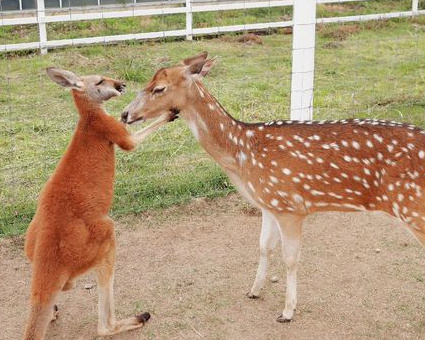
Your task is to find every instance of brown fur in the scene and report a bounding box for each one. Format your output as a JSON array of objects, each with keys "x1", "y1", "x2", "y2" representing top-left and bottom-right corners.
[{"x1": 23, "y1": 69, "x2": 156, "y2": 340}]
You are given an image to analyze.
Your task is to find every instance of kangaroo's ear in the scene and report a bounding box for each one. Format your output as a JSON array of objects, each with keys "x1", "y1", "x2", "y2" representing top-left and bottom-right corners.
[
  {"x1": 186, "y1": 58, "x2": 216, "y2": 79},
  {"x1": 46, "y1": 67, "x2": 84, "y2": 89},
  {"x1": 181, "y1": 51, "x2": 208, "y2": 66}
]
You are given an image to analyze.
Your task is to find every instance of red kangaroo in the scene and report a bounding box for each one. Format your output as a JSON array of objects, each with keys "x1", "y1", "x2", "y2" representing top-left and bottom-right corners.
[
  {"x1": 23, "y1": 67, "x2": 172, "y2": 340},
  {"x1": 121, "y1": 52, "x2": 425, "y2": 323}
]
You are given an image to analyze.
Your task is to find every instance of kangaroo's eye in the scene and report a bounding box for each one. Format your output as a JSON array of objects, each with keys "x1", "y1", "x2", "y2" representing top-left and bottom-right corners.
[
  {"x1": 96, "y1": 79, "x2": 104, "y2": 86},
  {"x1": 153, "y1": 86, "x2": 165, "y2": 94}
]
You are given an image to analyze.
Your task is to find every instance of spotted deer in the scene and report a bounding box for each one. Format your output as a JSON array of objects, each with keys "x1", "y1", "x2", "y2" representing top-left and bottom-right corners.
[
  {"x1": 121, "y1": 52, "x2": 425, "y2": 322},
  {"x1": 23, "y1": 68, "x2": 173, "y2": 340}
]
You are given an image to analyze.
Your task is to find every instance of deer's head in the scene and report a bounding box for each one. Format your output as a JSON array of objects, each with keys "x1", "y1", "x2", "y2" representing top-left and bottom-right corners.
[
  {"x1": 121, "y1": 52, "x2": 215, "y2": 124},
  {"x1": 46, "y1": 67, "x2": 126, "y2": 103}
]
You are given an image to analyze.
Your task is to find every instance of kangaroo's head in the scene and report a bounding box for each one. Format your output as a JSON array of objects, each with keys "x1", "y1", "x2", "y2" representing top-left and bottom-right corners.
[{"x1": 46, "y1": 67, "x2": 126, "y2": 104}]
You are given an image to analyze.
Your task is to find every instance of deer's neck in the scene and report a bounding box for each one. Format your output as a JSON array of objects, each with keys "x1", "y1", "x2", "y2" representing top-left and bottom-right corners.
[{"x1": 181, "y1": 82, "x2": 250, "y2": 174}]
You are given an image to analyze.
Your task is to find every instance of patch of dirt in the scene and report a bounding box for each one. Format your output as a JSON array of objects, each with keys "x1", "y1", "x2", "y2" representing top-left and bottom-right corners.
[
  {"x1": 221, "y1": 33, "x2": 263, "y2": 45},
  {"x1": 320, "y1": 4, "x2": 363, "y2": 14},
  {"x1": 2, "y1": 195, "x2": 425, "y2": 340},
  {"x1": 236, "y1": 33, "x2": 263, "y2": 45},
  {"x1": 318, "y1": 24, "x2": 360, "y2": 41}
]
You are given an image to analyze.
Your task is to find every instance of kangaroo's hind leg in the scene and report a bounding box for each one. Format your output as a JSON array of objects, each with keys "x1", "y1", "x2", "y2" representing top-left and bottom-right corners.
[
  {"x1": 94, "y1": 219, "x2": 150, "y2": 336},
  {"x1": 23, "y1": 260, "x2": 68, "y2": 340}
]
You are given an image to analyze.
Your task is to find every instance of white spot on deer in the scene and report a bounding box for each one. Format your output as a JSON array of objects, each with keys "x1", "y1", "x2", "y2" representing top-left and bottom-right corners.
[
  {"x1": 322, "y1": 144, "x2": 330, "y2": 150},
  {"x1": 236, "y1": 151, "x2": 247, "y2": 165},
  {"x1": 259, "y1": 162, "x2": 264, "y2": 169},
  {"x1": 387, "y1": 145, "x2": 394, "y2": 152},
  {"x1": 388, "y1": 184, "x2": 394, "y2": 191},
  {"x1": 419, "y1": 150, "x2": 425, "y2": 159},
  {"x1": 271, "y1": 199, "x2": 279, "y2": 207},
  {"x1": 270, "y1": 176, "x2": 279, "y2": 184},
  {"x1": 366, "y1": 140, "x2": 373, "y2": 148},
  {"x1": 293, "y1": 194, "x2": 304, "y2": 204},
  {"x1": 248, "y1": 182, "x2": 255, "y2": 192},
  {"x1": 292, "y1": 177, "x2": 301, "y2": 183},
  {"x1": 341, "y1": 140, "x2": 348, "y2": 147},
  {"x1": 311, "y1": 190, "x2": 325, "y2": 196},
  {"x1": 397, "y1": 193, "x2": 404, "y2": 202},
  {"x1": 208, "y1": 103, "x2": 215, "y2": 111},
  {"x1": 219, "y1": 123, "x2": 225, "y2": 131},
  {"x1": 330, "y1": 162, "x2": 339, "y2": 169},
  {"x1": 352, "y1": 141, "x2": 360, "y2": 150},
  {"x1": 408, "y1": 143, "x2": 415, "y2": 150},
  {"x1": 277, "y1": 191, "x2": 288, "y2": 197},
  {"x1": 343, "y1": 155, "x2": 352, "y2": 162},
  {"x1": 258, "y1": 126, "x2": 264, "y2": 131},
  {"x1": 364, "y1": 168, "x2": 371, "y2": 175},
  {"x1": 246, "y1": 130, "x2": 254, "y2": 137},
  {"x1": 282, "y1": 168, "x2": 291, "y2": 175},
  {"x1": 316, "y1": 157, "x2": 324, "y2": 163},
  {"x1": 286, "y1": 141, "x2": 293, "y2": 147},
  {"x1": 271, "y1": 160, "x2": 277, "y2": 166}
]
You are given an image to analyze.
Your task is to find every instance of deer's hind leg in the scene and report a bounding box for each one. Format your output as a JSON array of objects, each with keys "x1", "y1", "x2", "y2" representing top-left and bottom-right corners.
[{"x1": 94, "y1": 220, "x2": 150, "y2": 336}]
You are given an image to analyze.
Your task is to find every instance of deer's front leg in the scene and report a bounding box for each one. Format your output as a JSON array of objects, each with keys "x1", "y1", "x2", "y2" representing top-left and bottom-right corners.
[
  {"x1": 275, "y1": 214, "x2": 304, "y2": 323},
  {"x1": 248, "y1": 209, "x2": 280, "y2": 298}
]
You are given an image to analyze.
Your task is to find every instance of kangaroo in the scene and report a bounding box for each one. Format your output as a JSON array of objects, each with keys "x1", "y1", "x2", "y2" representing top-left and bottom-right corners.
[{"x1": 23, "y1": 67, "x2": 173, "y2": 340}]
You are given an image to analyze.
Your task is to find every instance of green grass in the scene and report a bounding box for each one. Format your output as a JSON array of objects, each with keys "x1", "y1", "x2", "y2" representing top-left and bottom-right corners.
[{"x1": 1, "y1": 3, "x2": 425, "y2": 235}]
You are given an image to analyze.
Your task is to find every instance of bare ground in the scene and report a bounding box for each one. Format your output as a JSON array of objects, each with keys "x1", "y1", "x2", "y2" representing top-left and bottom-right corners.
[{"x1": 2, "y1": 195, "x2": 425, "y2": 340}]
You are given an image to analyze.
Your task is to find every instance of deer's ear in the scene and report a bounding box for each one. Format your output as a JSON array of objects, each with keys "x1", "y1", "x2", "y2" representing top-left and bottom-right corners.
[
  {"x1": 46, "y1": 67, "x2": 84, "y2": 89},
  {"x1": 186, "y1": 58, "x2": 216, "y2": 79},
  {"x1": 181, "y1": 51, "x2": 208, "y2": 66}
]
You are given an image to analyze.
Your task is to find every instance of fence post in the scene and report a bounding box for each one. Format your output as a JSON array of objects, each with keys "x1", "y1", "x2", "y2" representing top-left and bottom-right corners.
[
  {"x1": 186, "y1": 0, "x2": 193, "y2": 40},
  {"x1": 36, "y1": 0, "x2": 47, "y2": 55},
  {"x1": 290, "y1": 0, "x2": 317, "y2": 120},
  {"x1": 412, "y1": 0, "x2": 419, "y2": 12}
]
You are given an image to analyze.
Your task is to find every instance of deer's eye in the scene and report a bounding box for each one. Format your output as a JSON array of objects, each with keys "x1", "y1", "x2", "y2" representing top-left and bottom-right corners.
[
  {"x1": 153, "y1": 86, "x2": 165, "y2": 94},
  {"x1": 96, "y1": 79, "x2": 104, "y2": 86}
]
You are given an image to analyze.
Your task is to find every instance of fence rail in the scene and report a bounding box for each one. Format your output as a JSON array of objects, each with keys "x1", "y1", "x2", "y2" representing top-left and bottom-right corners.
[{"x1": 1, "y1": 0, "x2": 424, "y2": 119}]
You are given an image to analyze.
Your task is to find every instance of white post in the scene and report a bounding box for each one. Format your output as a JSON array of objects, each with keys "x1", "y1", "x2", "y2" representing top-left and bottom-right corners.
[
  {"x1": 412, "y1": 0, "x2": 419, "y2": 12},
  {"x1": 186, "y1": 0, "x2": 193, "y2": 41},
  {"x1": 37, "y1": 0, "x2": 48, "y2": 55},
  {"x1": 290, "y1": 0, "x2": 317, "y2": 120}
]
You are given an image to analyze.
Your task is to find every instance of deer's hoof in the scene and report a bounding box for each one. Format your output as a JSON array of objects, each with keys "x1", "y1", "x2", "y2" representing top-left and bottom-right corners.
[
  {"x1": 246, "y1": 292, "x2": 260, "y2": 299},
  {"x1": 276, "y1": 314, "x2": 292, "y2": 323}
]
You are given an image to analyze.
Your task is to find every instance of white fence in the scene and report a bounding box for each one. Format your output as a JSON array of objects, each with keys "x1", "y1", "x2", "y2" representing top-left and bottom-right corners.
[{"x1": 1, "y1": 0, "x2": 424, "y2": 119}]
